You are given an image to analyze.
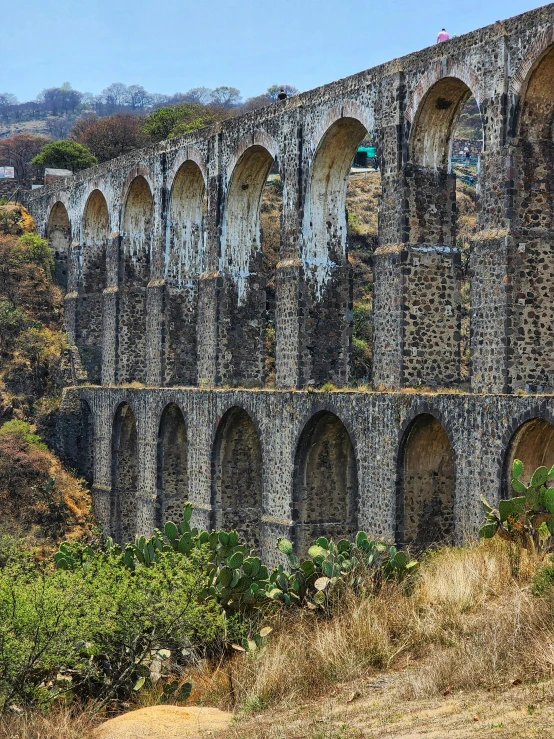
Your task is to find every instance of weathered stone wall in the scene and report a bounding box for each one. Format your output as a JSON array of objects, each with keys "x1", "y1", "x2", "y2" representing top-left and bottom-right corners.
[
  {"x1": 22, "y1": 5, "x2": 554, "y2": 554},
  {"x1": 52, "y1": 386, "x2": 554, "y2": 560}
]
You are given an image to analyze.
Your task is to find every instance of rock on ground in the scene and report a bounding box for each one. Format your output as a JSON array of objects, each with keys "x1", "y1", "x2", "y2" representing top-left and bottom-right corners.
[{"x1": 91, "y1": 705, "x2": 232, "y2": 739}]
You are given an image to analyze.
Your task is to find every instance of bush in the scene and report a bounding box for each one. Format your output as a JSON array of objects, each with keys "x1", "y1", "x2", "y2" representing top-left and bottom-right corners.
[
  {"x1": 10, "y1": 233, "x2": 54, "y2": 278},
  {"x1": 0, "y1": 546, "x2": 230, "y2": 710}
]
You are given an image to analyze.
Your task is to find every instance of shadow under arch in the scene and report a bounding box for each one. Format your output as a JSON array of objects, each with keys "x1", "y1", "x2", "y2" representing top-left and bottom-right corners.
[
  {"x1": 503, "y1": 417, "x2": 554, "y2": 498},
  {"x1": 111, "y1": 402, "x2": 138, "y2": 544},
  {"x1": 163, "y1": 160, "x2": 206, "y2": 386},
  {"x1": 219, "y1": 143, "x2": 276, "y2": 387},
  {"x1": 396, "y1": 412, "x2": 455, "y2": 549},
  {"x1": 47, "y1": 200, "x2": 71, "y2": 290},
  {"x1": 76, "y1": 189, "x2": 110, "y2": 384},
  {"x1": 292, "y1": 410, "x2": 358, "y2": 555},
  {"x1": 211, "y1": 406, "x2": 263, "y2": 550},
  {"x1": 117, "y1": 175, "x2": 153, "y2": 383},
  {"x1": 156, "y1": 403, "x2": 188, "y2": 528}
]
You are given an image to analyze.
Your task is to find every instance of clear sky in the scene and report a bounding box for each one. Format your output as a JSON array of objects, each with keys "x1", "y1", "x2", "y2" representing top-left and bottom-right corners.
[{"x1": 1, "y1": 0, "x2": 548, "y2": 102}]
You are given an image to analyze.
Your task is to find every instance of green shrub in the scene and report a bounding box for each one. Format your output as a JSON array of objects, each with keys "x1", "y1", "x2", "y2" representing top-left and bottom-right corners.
[
  {"x1": 0, "y1": 546, "x2": 231, "y2": 710},
  {"x1": 532, "y1": 558, "x2": 554, "y2": 596},
  {"x1": 0, "y1": 419, "x2": 46, "y2": 449}
]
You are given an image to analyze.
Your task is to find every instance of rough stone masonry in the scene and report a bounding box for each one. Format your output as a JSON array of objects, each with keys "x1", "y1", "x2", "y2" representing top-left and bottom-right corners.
[{"x1": 24, "y1": 4, "x2": 554, "y2": 560}]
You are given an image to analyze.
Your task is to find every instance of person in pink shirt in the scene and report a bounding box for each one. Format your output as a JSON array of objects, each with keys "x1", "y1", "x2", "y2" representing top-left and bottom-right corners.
[{"x1": 437, "y1": 28, "x2": 450, "y2": 43}]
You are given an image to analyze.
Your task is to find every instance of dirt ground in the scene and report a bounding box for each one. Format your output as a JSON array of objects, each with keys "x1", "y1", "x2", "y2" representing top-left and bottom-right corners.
[{"x1": 217, "y1": 674, "x2": 554, "y2": 739}]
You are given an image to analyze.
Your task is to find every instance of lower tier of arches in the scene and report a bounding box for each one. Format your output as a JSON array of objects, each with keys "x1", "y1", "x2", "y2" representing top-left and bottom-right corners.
[{"x1": 54, "y1": 388, "x2": 554, "y2": 564}]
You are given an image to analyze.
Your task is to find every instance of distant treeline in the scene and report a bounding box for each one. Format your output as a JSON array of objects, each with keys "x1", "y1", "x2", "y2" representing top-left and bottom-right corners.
[{"x1": 0, "y1": 82, "x2": 299, "y2": 128}]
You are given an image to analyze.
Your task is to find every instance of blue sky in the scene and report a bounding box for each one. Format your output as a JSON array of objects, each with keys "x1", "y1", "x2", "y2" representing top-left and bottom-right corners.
[{"x1": 1, "y1": 0, "x2": 547, "y2": 102}]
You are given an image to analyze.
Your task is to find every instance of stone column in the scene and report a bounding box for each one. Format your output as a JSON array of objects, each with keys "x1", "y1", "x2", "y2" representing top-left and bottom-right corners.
[
  {"x1": 372, "y1": 79, "x2": 462, "y2": 388},
  {"x1": 91, "y1": 396, "x2": 113, "y2": 537},
  {"x1": 135, "y1": 395, "x2": 158, "y2": 537},
  {"x1": 101, "y1": 235, "x2": 120, "y2": 386}
]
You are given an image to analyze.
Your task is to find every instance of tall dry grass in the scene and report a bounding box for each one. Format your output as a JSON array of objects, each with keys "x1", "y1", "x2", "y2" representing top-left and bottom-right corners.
[
  {"x1": 228, "y1": 540, "x2": 554, "y2": 711},
  {"x1": 0, "y1": 707, "x2": 97, "y2": 739}
]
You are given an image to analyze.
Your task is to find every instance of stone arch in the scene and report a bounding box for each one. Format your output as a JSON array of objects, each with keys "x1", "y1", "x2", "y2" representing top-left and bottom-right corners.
[
  {"x1": 303, "y1": 114, "x2": 368, "y2": 272},
  {"x1": 219, "y1": 140, "x2": 276, "y2": 387},
  {"x1": 292, "y1": 410, "x2": 358, "y2": 555},
  {"x1": 167, "y1": 158, "x2": 206, "y2": 285},
  {"x1": 211, "y1": 406, "x2": 263, "y2": 551},
  {"x1": 300, "y1": 111, "x2": 368, "y2": 386},
  {"x1": 163, "y1": 160, "x2": 206, "y2": 386},
  {"x1": 405, "y1": 62, "x2": 483, "y2": 127},
  {"x1": 396, "y1": 412, "x2": 455, "y2": 549},
  {"x1": 408, "y1": 75, "x2": 481, "y2": 171},
  {"x1": 508, "y1": 42, "x2": 554, "y2": 392},
  {"x1": 47, "y1": 200, "x2": 71, "y2": 289},
  {"x1": 509, "y1": 26, "x2": 554, "y2": 99},
  {"x1": 111, "y1": 402, "x2": 138, "y2": 544},
  {"x1": 117, "y1": 174, "x2": 153, "y2": 383},
  {"x1": 156, "y1": 403, "x2": 188, "y2": 528},
  {"x1": 503, "y1": 417, "x2": 554, "y2": 497},
  {"x1": 221, "y1": 141, "x2": 275, "y2": 298}
]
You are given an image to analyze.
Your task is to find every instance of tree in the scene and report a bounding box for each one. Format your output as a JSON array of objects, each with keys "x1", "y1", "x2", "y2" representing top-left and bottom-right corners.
[
  {"x1": 0, "y1": 133, "x2": 52, "y2": 183},
  {"x1": 210, "y1": 86, "x2": 241, "y2": 107},
  {"x1": 266, "y1": 85, "x2": 299, "y2": 101},
  {"x1": 101, "y1": 82, "x2": 129, "y2": 112},
  {"x1": 0, "y1": 93, "x2": 18, "y2": 106},
  {"x1": 126, "y1": 85, "x2": 151, "y2": 110},
  {"x1": 182, "y1": 87, "x2": 212, "y2": 105},
  {"x1": 71, "y1": 114, "x2": 148, "y2": 162},
  {"x1": 31, "y1": 140, "x2": 97, "y2": 172},
  {"x1": 141, "y1": 104, "x2": 218, "y2": 142},
  {"x1": 37, "y1": 83, "x2": 82, "y2": 115}
]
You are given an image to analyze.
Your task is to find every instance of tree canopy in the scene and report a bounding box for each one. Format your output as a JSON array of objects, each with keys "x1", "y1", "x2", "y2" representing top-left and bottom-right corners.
[
  {"x1": 70, "y1": 114, "x2": 149, "y2": 163},
  {"x1": 31, "y1": 140, "x2": 97, "y2": 172},
  {"x1": 141, "y1": 104, "x2": 220, "y2": 142}
]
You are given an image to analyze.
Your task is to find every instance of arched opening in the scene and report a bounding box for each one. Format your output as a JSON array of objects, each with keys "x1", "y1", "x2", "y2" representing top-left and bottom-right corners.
[
  {"x1": 77, "y1": 189, "x2": 109, "y2": 383},
  {"x1": 111, "y1": 402, "x2": 138, "y2": 544},
  {"x1": 293, "y1": 411, "x2": 358, "y2": 555},
  {"x1": 75, "y1": 399, "x2": 94, "y2": 485},
  {"x1": 303, "y1": 117, "x2": 368, "y2": 386},
  {"x1": 510, "y1": 45, "x2": 554, "y2": 392},
  {"x1": 156, "y1": 403, "x2": 188, "y2": 528},
  {"x1": 504, "y1": 418, "x2": 554, "y2": 495},
  {"x1": 211, "y1": 407, "x2": 263, "y2": 551},
  {"x1": 164, "y1": 161, "x2": 206, "y2": 386},
  {"x1": 118, "y1": 175, "x2": 153, "y2": 383},
  {"x1": 346, "y1": 150, "x2": 379, "y2": 385},
  {"x1": 397, "y1": 414, "x2": 455, "y2": 549},
  {"x1": 220, "y1": 145, "x2": 275, "y2": 386},
  {"x1": 47, "y1": 201, "x2": 71, "y2": 290}
]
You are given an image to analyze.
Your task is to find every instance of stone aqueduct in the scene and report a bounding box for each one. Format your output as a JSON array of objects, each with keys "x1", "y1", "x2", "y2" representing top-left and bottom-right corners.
[{"x1": 25, "y1": 5, "x2": 554, "y2": 559}]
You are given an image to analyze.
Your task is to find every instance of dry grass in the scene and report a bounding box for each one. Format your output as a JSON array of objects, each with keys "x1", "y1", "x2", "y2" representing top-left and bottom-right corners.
[
  {"x1": 225, "y1": 541, "x2": 554, "y2": 715},
  {"x1": 0, "y1": 707, "x2": 98, "y2": 739}
]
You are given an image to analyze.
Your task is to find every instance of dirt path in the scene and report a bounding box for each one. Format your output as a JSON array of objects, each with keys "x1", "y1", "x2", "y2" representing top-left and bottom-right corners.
[{"x1": 215, "y1": 676, "x2": 554, "y2": 739}]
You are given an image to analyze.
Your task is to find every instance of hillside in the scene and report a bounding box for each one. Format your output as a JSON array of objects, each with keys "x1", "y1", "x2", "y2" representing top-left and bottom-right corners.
[{"x1": 0, "y1": 202, "x2": 93, "y2": 550}]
